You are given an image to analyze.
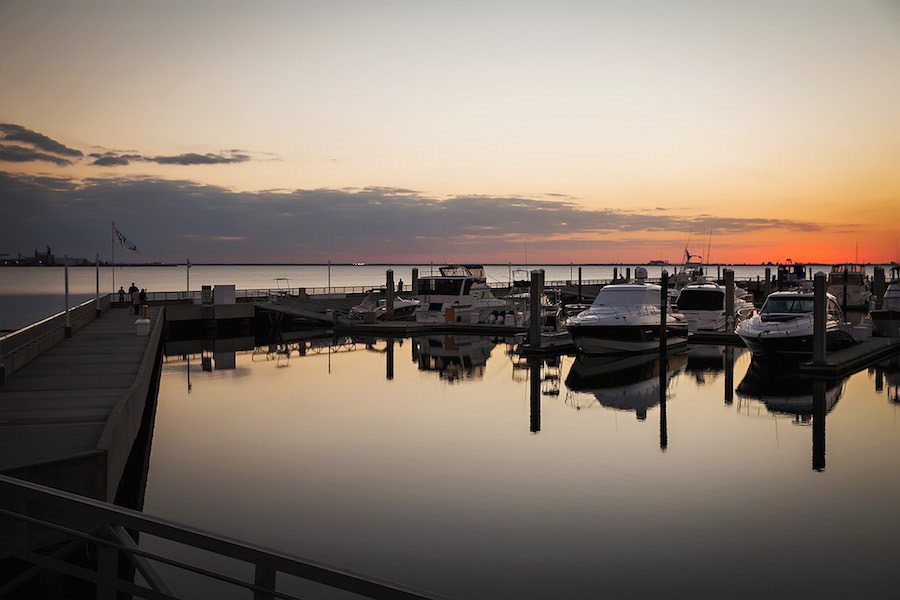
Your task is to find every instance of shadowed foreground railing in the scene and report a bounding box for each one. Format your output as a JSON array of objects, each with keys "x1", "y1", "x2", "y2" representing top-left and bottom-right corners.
[{"x1": 0, "y1": 474, "x2": 438, "y2": 599}]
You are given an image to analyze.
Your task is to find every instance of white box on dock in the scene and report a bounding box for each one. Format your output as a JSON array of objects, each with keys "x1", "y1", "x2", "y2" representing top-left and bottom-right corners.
[
  {"x1": 135, "y1": 318, "x2": 151, "y2": 336},
  {"x1": 213, "y1": 284, "x2": 236, "y2": 304}
]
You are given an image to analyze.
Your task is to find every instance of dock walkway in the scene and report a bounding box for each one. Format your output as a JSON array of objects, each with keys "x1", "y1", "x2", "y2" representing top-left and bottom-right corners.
[{"x1": 0, "y1": 307, "x2": 163, "y2": 502}]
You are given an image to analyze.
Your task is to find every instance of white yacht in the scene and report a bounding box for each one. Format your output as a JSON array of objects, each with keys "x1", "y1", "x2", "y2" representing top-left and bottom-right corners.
[
  {"x1": 414, "y1": 264, "x2": 512, "y2": 324},
  {"x1": 349, "y1": 288, "x2": 420, "y2": 321},
  {"x1": 826, "y1": 263, "x2": 871, "y2": 308},
  {"x1": 674, "y1": 280, "x2": 756, "y2": 333},
  {"x1": 735, "y1": 289, "x2": 856, "y2": 358},
  {"x1": 870, "y1": 282, "x2": 900, "y2": 337},
  {"x1": 565, "y1": 279, "x2": 689, "y2": 355}
]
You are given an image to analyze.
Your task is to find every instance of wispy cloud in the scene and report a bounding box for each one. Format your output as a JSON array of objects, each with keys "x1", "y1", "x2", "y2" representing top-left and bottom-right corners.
[
  {"x1": 0, "y1": 124, "x2": 261, "y2": 169},
  {"x1": 0, "y1": 123, "x2": 83, "y2": 158},
  {"x1": 0, "y1": 144, "x2": 73, "y2": 166}
]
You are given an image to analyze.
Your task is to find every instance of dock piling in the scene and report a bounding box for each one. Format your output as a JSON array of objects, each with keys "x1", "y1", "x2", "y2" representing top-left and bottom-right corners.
[
  {"x1": 724, "y1": 268, "x2": 735, "y2": 332},
  {"x1": 530, "y1": 270, "x2": 544, "y2": 348},
  {"x1": 813, "y1": 271, "x2": 827, "y2": 365},
  {"x1": 386, "y1": 269, "x2": 395, "y2": 321},
  {"x1": 659, "y1": 270, "x2": 668, "y2": 358}
]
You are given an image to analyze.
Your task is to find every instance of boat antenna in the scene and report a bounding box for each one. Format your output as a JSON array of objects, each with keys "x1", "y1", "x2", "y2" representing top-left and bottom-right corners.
[{"x1": 706, "y1": 229, "x2": 712, "y2": 269}]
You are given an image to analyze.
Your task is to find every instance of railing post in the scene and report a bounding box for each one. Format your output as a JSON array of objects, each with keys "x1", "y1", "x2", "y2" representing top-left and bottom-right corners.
[
  {"x1": 254, "y1": 565, "x2": 277, "y2": 600},
  {"x1": 96, "y1": 538, "x2": 118, "y2": 600}
]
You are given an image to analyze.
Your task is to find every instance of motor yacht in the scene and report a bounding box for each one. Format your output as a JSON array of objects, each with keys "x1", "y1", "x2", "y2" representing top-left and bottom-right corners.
[
  {"x1": 348, "y1": 288, "x2": 419, "y2": 321},
  {"x1": 735, "y1": 289, "x2": 856, "y2": 358},
  {"x1": 413, "y1": 264, "x2": 512, "y2": 324},
  {"x1": 565, "y1": 280, "x2": 689, "y2": 355},
  {"x1": 870, "y1": 282, "x2": 900, "y2": 337},
  {"x1": 826, "y1": 263, "x2": 871, "y2": 309},
  {"x1": 674, "y1": 280, "x2": 756, "y2": 333}
]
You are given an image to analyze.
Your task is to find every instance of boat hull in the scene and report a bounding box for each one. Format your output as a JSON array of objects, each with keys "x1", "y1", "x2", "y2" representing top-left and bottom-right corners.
[
  {"x1": 870, "y1": 310, "x2": 900, "y2": 337},
  {"x1": 737, "y1": 329, "x2": 857, "y2": 359},
  {"x1": 567, "y1": 323, "x2": 688, "y2": 355}
]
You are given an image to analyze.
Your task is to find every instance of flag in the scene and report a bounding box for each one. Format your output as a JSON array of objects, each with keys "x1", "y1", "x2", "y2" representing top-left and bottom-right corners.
[{"x1": 114, "y1": 222, "x2": 138, "y2": 252}]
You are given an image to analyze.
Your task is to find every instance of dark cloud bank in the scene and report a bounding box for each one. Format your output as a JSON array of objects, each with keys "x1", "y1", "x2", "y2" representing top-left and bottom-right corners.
[{"x1": 0, "y1": 171, "x2": 825, "y2": 263}]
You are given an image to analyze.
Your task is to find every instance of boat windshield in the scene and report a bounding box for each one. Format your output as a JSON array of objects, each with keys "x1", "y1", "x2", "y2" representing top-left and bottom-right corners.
[
  {"x1": 592, "y1": 287, "x2": 660, "y2": 308},
  {"x1": 761, "y1": 297, "x2": 814, "y2": 314},
  {"x1": 417, "y1": 278, "x2": 466, "y2": 296},
  {"x1": 676, "y1": 289, "x2": 723, "y2": 311}
]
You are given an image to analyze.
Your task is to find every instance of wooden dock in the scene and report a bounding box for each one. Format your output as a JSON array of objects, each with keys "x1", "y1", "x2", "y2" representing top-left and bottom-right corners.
[
  {"x1": 799, "y1": 336, "x2": 900, "y2": 376},
  {"x1": 0, "y1": 306, "x2": 164, "y2": 503}
]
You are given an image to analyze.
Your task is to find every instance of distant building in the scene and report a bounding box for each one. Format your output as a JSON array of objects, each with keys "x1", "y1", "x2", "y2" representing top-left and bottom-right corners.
[{"x1": 34, "y1": 245, "x2": 55, "y2": 265}]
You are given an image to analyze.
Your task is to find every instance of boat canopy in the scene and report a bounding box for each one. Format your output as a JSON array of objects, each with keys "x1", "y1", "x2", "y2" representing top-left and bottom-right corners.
[
  {"x1": 591, "y1": 285, "x2": 661, "y2": 308},
  {"x1": 676, "y1": 288, "x2": 724, "y2": 311},
  {"x1": 761, "y1": 296, "x2": 815, "y2": 314}
]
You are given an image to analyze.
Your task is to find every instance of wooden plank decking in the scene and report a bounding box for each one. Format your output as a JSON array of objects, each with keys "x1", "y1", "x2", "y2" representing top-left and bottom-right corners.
[{"x1": 0, "y1": 307, "x2": 163, "y2": 501}]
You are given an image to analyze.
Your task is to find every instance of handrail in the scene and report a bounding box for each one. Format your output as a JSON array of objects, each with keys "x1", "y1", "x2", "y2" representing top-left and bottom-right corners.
[{"x1": 0, "y1": 473, "x2": 439, "y2": 599}]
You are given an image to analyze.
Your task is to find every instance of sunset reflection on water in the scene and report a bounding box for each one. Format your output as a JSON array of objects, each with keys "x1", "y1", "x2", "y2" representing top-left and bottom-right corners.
[{"x1": 143, "y1": 336, "x2": 900, "y2": 599}]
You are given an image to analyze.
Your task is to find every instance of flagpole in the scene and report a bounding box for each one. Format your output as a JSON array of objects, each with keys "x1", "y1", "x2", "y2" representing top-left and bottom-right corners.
[{"x1": 111, "y1": 221, "x2": 115, "y2": 294}]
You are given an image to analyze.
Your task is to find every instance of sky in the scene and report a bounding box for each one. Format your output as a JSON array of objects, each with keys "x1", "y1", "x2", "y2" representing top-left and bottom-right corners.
[{"x1": 1, "y1": 0, "x2": 898, "y2": 265}]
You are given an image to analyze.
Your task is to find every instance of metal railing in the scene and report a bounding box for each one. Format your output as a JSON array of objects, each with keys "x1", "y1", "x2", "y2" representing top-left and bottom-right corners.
[
  {"x1": 0, "y1": 296, "x2": 111, "y2": 381},
  {"x1": 0, "y1": 474, "x2": 438, "y2": 599}
]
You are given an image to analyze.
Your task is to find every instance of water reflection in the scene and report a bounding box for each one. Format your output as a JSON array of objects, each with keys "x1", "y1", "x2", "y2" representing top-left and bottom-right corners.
[
  {"x1": 564, "y1": 350, "x2": 687, "y2": 420},
  {"x1": 871, "y1": 353, "x2": 900, "y2": 404},
  {"x1": 146, "y1": 334, "x2": 900, "y2": 598},
  {"x1": 736, "y1": 359, "x2": 844, "y2": 419},
  {"x1": 411, "y1": 335, "x2": 497, "y2": 382}
]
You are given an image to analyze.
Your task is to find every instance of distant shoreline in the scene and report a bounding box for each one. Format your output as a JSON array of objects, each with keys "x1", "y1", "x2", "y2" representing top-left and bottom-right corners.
[{"x1": 1, "y1": 261, "x2": 896, "y2": 268}]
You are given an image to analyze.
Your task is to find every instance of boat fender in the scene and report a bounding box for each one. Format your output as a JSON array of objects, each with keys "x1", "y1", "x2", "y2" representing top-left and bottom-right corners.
[
  {"x1": 488, "y1": 312, "x2": 497, "y2": 324},
  {"x1": 496, "y1": 313, "x2": 504, "y2": 324}
]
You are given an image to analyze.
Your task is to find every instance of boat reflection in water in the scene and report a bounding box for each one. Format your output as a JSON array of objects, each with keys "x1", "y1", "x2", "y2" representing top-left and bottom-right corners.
[
  {"x1": 871, "y1": 353, "x2": 900, "y2": 404},
  {"x1": 411, "y1": 335, "x2": 497, "y2": 382},
  {"x1": 564, "y1": 350, "x2": 687, "y2": 420},
  {"x1": 736, "y1": 359, "x2": 845, "y2": 420}
]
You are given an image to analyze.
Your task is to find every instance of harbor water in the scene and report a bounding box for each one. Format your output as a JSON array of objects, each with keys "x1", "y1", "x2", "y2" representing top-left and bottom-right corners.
[{"x1": 2, "y1": 265, "x2": 899, "y2": 597}]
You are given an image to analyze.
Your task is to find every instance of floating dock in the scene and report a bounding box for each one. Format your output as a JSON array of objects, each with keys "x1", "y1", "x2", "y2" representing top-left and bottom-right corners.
[{"x1": 799, "y1": 337, "x2": 900, "y2": 376}]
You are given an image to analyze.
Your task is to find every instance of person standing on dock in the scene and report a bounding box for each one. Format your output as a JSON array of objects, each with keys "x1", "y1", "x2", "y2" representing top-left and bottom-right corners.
[
  {"x1": 131, "y1": 287, "x2": 141, "y2": 315},
  {"x1": 118, "y1": 286, "x2": 126, "y2": 303},
  {"x1": 397, "y1": 279, "x2": 403, "y2": 293}
]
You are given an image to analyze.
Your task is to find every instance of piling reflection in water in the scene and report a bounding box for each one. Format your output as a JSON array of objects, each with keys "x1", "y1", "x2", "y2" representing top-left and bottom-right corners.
[{"x1": 148, "y1": 334, "x2": 900, "y2": 598}]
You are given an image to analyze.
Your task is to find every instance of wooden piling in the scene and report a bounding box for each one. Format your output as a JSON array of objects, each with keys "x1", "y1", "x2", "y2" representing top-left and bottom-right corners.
[
  {"x1": 873, "y1": 266, "x2": 885, "y2": 299},
  {"x1": 530, "y1": 269, "x2": 544, "y2": 348},
  {"x1": 765, "y1": 267, "x2": 771, "y2": 297},
  {"x1": 724, "y1": 268, "x2": 735, "y2": 332},
  {"x1": 813, "y1": 271, "x2": 827, "y2": 364},
  {"x1": 386, "y1": 269, "x2": 395, "y2": 321},
  {"x1": 578, "y1": 267, "x2": 582, "y2": 303},
  {"x1": 659, "y1": 270, "x2": 668, "y2": 358}
]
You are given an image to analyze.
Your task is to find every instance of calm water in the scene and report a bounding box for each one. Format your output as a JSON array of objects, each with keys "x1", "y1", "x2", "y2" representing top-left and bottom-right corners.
[
  {"x1": 0, "y1": 263, "x2": 863, "y2": 331},
  {"x1": 2, "y1": 264, "x2": 899, "y2": 597},
  {"x1": 139, "y1": 336, "x2": 900, "y2": 599}
]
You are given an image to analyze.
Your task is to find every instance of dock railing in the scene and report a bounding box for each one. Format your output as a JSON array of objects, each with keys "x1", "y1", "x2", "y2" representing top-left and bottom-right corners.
[
  {"x1": 0, "y1": 473, "x2": 437, "y2": 599},
  {"x1": 0, "y1": 295, "x2": 111, "y2": 382}
]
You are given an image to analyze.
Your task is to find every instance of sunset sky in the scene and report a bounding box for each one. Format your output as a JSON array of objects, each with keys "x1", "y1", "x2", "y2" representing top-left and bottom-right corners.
[{"x1": 1, "y1": 0, "x2": 898, "y2": 264}]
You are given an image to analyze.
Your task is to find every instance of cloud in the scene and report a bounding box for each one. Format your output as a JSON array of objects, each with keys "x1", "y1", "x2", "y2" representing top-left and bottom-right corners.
[
  {"x1": 149, "y1": 152, "x2": 250, "y2": 165},
  {"x1": 0, "y1": 123, "x2": 83, "y2": 158},
  {"x1": 0, "y1": 123, "x2": 258, "y2": 168},
  {"x1": 0, "y1": 170, "x2": 831, "y2": 264},
  {"x1": 89, "y1": 152, "x2": 143, "y2": 166},
  {"x1": 0, "y1": 144, "x2": 73, "y2": 166}
]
